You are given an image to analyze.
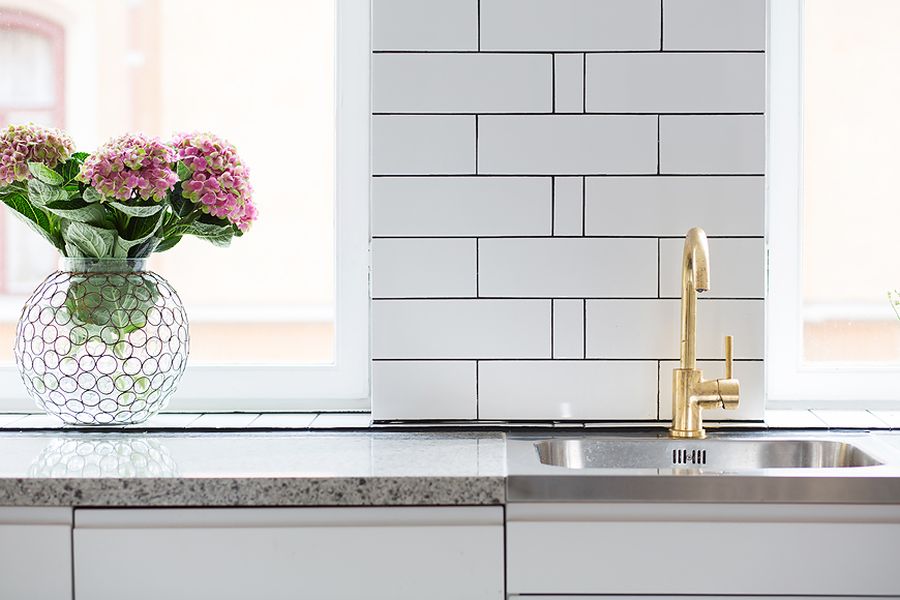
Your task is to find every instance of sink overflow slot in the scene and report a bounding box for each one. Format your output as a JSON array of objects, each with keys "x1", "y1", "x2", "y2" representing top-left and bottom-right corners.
[{"x1": 672, "y1": 448, "x2": 707, "y2": 465}]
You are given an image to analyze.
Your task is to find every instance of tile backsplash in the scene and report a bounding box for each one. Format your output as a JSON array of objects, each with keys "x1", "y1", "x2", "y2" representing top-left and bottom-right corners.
[{"x1": 371, "y1": 0, "x2": 766, "y2": 422}]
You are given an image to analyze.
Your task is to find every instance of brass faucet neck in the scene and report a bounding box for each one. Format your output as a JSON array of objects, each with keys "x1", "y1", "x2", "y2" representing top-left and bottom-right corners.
[{"x1": 679, "y1": 227, "x2": 709, "y2": 370}]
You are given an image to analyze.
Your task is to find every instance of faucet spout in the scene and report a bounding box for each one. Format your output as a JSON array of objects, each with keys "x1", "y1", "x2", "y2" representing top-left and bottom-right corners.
[{"x1": 679, "y1": 227, "x2": 709, "y2": 369}]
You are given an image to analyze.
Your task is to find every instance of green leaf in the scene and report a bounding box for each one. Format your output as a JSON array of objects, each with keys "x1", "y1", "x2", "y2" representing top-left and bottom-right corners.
[
  {"x1": 184, "y1": 221, "x2": 234, "y2": 247},
  {"x1": 170, "y1": 187, "x2": 192, "y2": 217},
  {"x1": 72, "y1": 152, "x2": 89, "y2": 162},
  {"x1": 27, "y1": 178, "x2": 67, "y2": 207},
  {"x1": 43, "y1": 200, "x2": 111, "y2": 226},
  {"x1": 63, "y1": 221, "x2": 115, "y2": 258},
  {"x1": 114, "y1": 211, "x2": 166, "y2": 258},
  {"x1": 1, "y1": 190, "x2": 62, "y2": 250},
  {"x1": 176, "y1": 160, "x2": 192, "y2": 182},
  {"x1": 28, "y1": 162, "x2": 64, "y2": 186},
  {"x1": 82, "y1": 187, "x2": 103, "y2": 204},
  {"x1": 131, "y1": 236, "x2": 162, "y2": 258},
  {"x1": 108, "y1": 201, "x2": 164, "y2": 217},
  {"x1": 154, "y1": 235, "x2": 182, "y2": 253}
]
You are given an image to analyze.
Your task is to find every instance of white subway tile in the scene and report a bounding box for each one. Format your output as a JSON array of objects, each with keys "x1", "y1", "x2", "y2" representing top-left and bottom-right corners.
[
  {"x1": 373, "y1": 0, "x2": 478, "y2": 51},
  {"x1": 372, "y1": 238, "x2": 476, "y2": 298},
  {"x1": 372, "y1": 177, "x2": 552, "y2": 237},
  {"x1": 585, "y1": 53, "x2": 764, "y2": 113},
  {"x1": 553, "y1": 177, "x2": 583, "y2": 235},
  {"x1": 481, "y1": 0, "x2": 660, "y2": 51},
  {"x1": 554, "y1": 54, "x2": 585, "y2": 113},
  {"x1": 478, "y1": 115, "x2": 657, "y2": 174},
  {"x1": 585, "y1": 299, "x2": 764, "y2": 359},
  {"x1": 372, "y1": 300, "x2": 551, "y2": 359},
  {"x1": 553, "y1": 299, "x2": 585, "y2": 359},
  {"x1": 479, "y1": 238, "x2": 657, "y2": 297},
  {"x1": 584, "y1": 176, "x2": 764, "y2": 236},
  {"x1": 310, "y1": 414, "x2": 373, "y2": 429},
  {"x1": 664, "y1": 0, "x2": 766, "y2": 51},
  {"x1": 250, "y1": 414, "x2": 318, "y2": 428},
  {"x1": 659, "y1": 359, "x2": 765, "y2": 421},
  {"x1": 765, "y1": 410, "x2": 828, "y2": 429},
  {"x1": 372, "y1": 361, "x2": 477, "y2": 420},
  {"x1": 809, "y1": 410, "x2": 891, "y2": 429},
  {"x1": 373, "y1": 115, "x2": 475, "y2": 175},
  {"x1": 660, "y1": 115, "x2": 765, "y2": 174},
  {"x1": 374, "y1": 53, "x2": 552, "y2": 113},
  {"x1": 479, "y1": 360, "x2": 657, "y2": 420},
  {"x1": 191, "y1": 414, "x2": 261, "y2": 428},
  {"x1": 659, "y1": 238, "x2": 765, "y2": 299}
]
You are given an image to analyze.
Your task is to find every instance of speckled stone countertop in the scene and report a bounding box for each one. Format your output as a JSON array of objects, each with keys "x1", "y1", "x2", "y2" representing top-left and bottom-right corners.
[{"x1": 0, "y1": 432, "x2": 506, "y2": 507}]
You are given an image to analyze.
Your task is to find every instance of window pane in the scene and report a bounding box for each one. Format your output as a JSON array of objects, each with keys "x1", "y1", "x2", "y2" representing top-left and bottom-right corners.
[
  {"x1": 802, "y1": 0, "x2": 900, "y2": 363},
  {"x1": 0, "y1": 0, "x2": 335, "y2": 366}
]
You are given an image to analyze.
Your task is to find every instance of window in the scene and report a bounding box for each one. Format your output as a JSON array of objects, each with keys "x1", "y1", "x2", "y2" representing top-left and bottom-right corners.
[
  {"x1": 0, "y1": 0, "x2": 369, "y2": 411},
  {"x1": 768, "y1": 0, "x2": 900, "y2": 405}
]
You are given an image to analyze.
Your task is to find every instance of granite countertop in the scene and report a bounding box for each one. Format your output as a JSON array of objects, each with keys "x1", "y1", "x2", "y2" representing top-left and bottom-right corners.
[{"x1": 0, "y1": 431, "x2": 506, "y2": 507}]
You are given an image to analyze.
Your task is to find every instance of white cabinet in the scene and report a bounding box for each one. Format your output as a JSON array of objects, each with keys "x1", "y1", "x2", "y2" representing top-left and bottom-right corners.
[
  {"x1": 0, "y1": 507, "x2": 73, "y2": 600},
  {"x1": 507, "y1": 503, "x2": 900, "y2": 596},
  {"x1": 74, "y1": 506, "x2": 504, "y2": 600}
]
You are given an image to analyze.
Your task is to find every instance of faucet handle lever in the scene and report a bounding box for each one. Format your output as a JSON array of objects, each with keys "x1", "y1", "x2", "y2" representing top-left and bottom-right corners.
[{"x1": 724, "y1": 335, "x2": 734, "y2": 379}]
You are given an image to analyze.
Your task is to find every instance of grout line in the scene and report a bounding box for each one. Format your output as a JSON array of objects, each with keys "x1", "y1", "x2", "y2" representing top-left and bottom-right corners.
[
  {"x1": 550, "y1": 299, "x2": 556, "y2": 358},
  {"x1": 581, "y1": 53, "x2": 587, "y2": 112},
  {"x1": 372, "y1": 49, "x2": 766, "y2": 54},
  {"x1": 581, "y1": 176, "x2": 586, "y2": 236},
  {"x1": 551, "y1": 54, "x2": 557, "y2": 113},
  {"x1": 373, "y1": 296, "x2": 765, "y2": 301},
  {"x1": 372, "y1": 358, "x2": 765, "y2": 362},
  {"x1": 475, "y1": 360, "x2": 480, "y2": 419},
  {"x1": 372, "y1": 111, "x2": 764, "y2": 116},
  {"x1": 656, "y1": 114, "x2": 661, "y2": 174},
  {"x1": 550, "y1": 176, "x2": 556, "y2": 234},
  {"x1": 475, "y1": 238, "x2": 481, "y2": 298},
  {"x1": 657, "y1": 237, "x2": 661, "y2": 298},
  {"x1": 582, "y1": 299, "x2": 587, "y2": 359},
  {"x1": 477, "y1": 0, "x2": 481, "y2": 52},
  {"x1": 372, "y1": 235, "x2": 766, "y2": 240},
  {"x1": 660, "y1": 0, "x2": 664, "y2": 51},
  {"x1": 373, "y1": 173, "x2": 766, "y2": 178},
  {"x1": 474, "y1": 115, "x2": 479, "y2": 174},
  {"x1": 657, "y1": 360, "x2": 663, "y2": 420}
]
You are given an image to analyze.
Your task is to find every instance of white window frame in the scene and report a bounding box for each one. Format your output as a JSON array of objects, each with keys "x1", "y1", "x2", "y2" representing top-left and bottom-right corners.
[
  {"x1": 0, "y1": 0, "x2": 371, "y2": 412},
  {"x1": 767, "y1": 0, "x2": 900, "y2": 408}
]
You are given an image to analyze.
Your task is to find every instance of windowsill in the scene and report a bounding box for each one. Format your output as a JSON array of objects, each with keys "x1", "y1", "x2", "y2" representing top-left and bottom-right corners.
[{"x1": 0, "y1": 409, "x2": 896, "y2": 431}]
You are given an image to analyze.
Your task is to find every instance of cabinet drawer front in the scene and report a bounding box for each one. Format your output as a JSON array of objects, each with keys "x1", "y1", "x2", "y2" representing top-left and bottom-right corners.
[
  {"x1": 508, "y1": 505, "x2": 900, "y2": 596},
  {"x1": 0, "y1": 508, "x2": 73, "y2": 600},
  {"x1": 75, "y1": 507, "x2": 503, "y2": 600}
]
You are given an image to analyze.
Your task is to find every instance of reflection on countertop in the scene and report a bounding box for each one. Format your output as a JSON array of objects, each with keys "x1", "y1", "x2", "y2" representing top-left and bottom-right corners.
[{"x1": 0, "y1": 431, "x2": 506, "y2": 507}]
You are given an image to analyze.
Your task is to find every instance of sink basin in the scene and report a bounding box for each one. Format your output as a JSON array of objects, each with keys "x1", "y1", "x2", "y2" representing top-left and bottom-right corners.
[{"x1": 536, "y1": 438, "x2": 884, "y2": 470}]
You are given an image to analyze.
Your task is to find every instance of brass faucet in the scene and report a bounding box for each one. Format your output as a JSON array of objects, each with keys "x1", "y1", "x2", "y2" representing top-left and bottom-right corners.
[{"x1": 670, "y1": 227, "x2": 740, "y2": 439}]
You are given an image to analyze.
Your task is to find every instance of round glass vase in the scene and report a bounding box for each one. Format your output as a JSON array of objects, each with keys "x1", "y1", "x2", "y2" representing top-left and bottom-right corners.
[{"x1": 14, "y1": 258, "x2": 189, "y2": 425}]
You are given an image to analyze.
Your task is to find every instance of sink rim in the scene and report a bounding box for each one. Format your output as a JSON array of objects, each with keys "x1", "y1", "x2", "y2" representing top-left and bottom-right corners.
[{"x1": 533, "y1": 436, "x2": 886, "y2": 470}]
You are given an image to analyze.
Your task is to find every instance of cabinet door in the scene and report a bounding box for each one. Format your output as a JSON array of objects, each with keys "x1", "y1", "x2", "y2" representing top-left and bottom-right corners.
[
  {"x1": 0, "y1": 507, "x2": 73, "y2": 600},
  {"x1": 507, "y1": 503, "x2": 900, "y2": 596},
  {"x1": 75, "y1": 506, "x2": 503, "y2": 600}
]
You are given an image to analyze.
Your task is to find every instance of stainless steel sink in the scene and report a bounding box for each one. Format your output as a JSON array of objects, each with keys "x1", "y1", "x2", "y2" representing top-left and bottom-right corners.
[{"x1": 535, "y1": 437, "x2": 884, "y2": 470}]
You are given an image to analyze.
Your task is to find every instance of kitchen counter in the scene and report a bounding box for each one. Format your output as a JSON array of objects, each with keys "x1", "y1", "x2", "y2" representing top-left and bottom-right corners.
[
  {"x1": 0, "y1": 431, "x2": 506, "y2": 507},
  {"x1": 3, "y1": 429, "x2": 900, "y2": 507}
]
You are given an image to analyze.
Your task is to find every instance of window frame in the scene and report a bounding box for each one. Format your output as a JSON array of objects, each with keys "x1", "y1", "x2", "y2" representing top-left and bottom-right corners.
[
  {"x1": 0, "y1": 0, "x2": 371, "y2": 412},
  {"x1": 766, "y1": 0, "x2": 900, "y2": 408}
]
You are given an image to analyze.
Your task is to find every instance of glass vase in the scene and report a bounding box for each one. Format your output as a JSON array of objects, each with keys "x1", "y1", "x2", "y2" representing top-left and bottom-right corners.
[{"x1": 14, "y1": 258, "x2": 189, "y2": 425}]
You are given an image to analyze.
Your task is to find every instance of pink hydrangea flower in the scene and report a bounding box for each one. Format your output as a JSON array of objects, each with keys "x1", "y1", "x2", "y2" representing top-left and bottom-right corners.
[
  {"x1": 172, "y1": 132, "x2": 257, "y2": 231},
  {"x1": 0, "y1": 123, "x2": 75, "y2": 185},
  {"x1": 79, "y1": 133, "x2": 178, "y2": 202}
]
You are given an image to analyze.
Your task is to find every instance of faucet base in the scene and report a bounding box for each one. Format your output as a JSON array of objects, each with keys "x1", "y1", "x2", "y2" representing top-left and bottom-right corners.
[{"x1": 669, "y1": 427, "x2": 707, "y2": 440}]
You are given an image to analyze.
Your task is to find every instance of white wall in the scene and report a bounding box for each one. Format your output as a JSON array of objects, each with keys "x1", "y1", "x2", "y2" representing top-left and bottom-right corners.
[{"x1": 370, "y1": 0, "x2": 766, "y2": 422}]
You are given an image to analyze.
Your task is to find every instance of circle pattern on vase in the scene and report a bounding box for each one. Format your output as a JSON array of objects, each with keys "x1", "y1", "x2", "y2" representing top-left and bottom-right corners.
[{"x1": 14, "y1": 269, "x2": 189, "y2": 425}]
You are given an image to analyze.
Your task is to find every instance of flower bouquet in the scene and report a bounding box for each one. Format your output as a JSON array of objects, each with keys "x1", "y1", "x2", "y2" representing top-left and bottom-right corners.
[{"x1": 0, "y1": 124, "x2": 257, "y2": 425}]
